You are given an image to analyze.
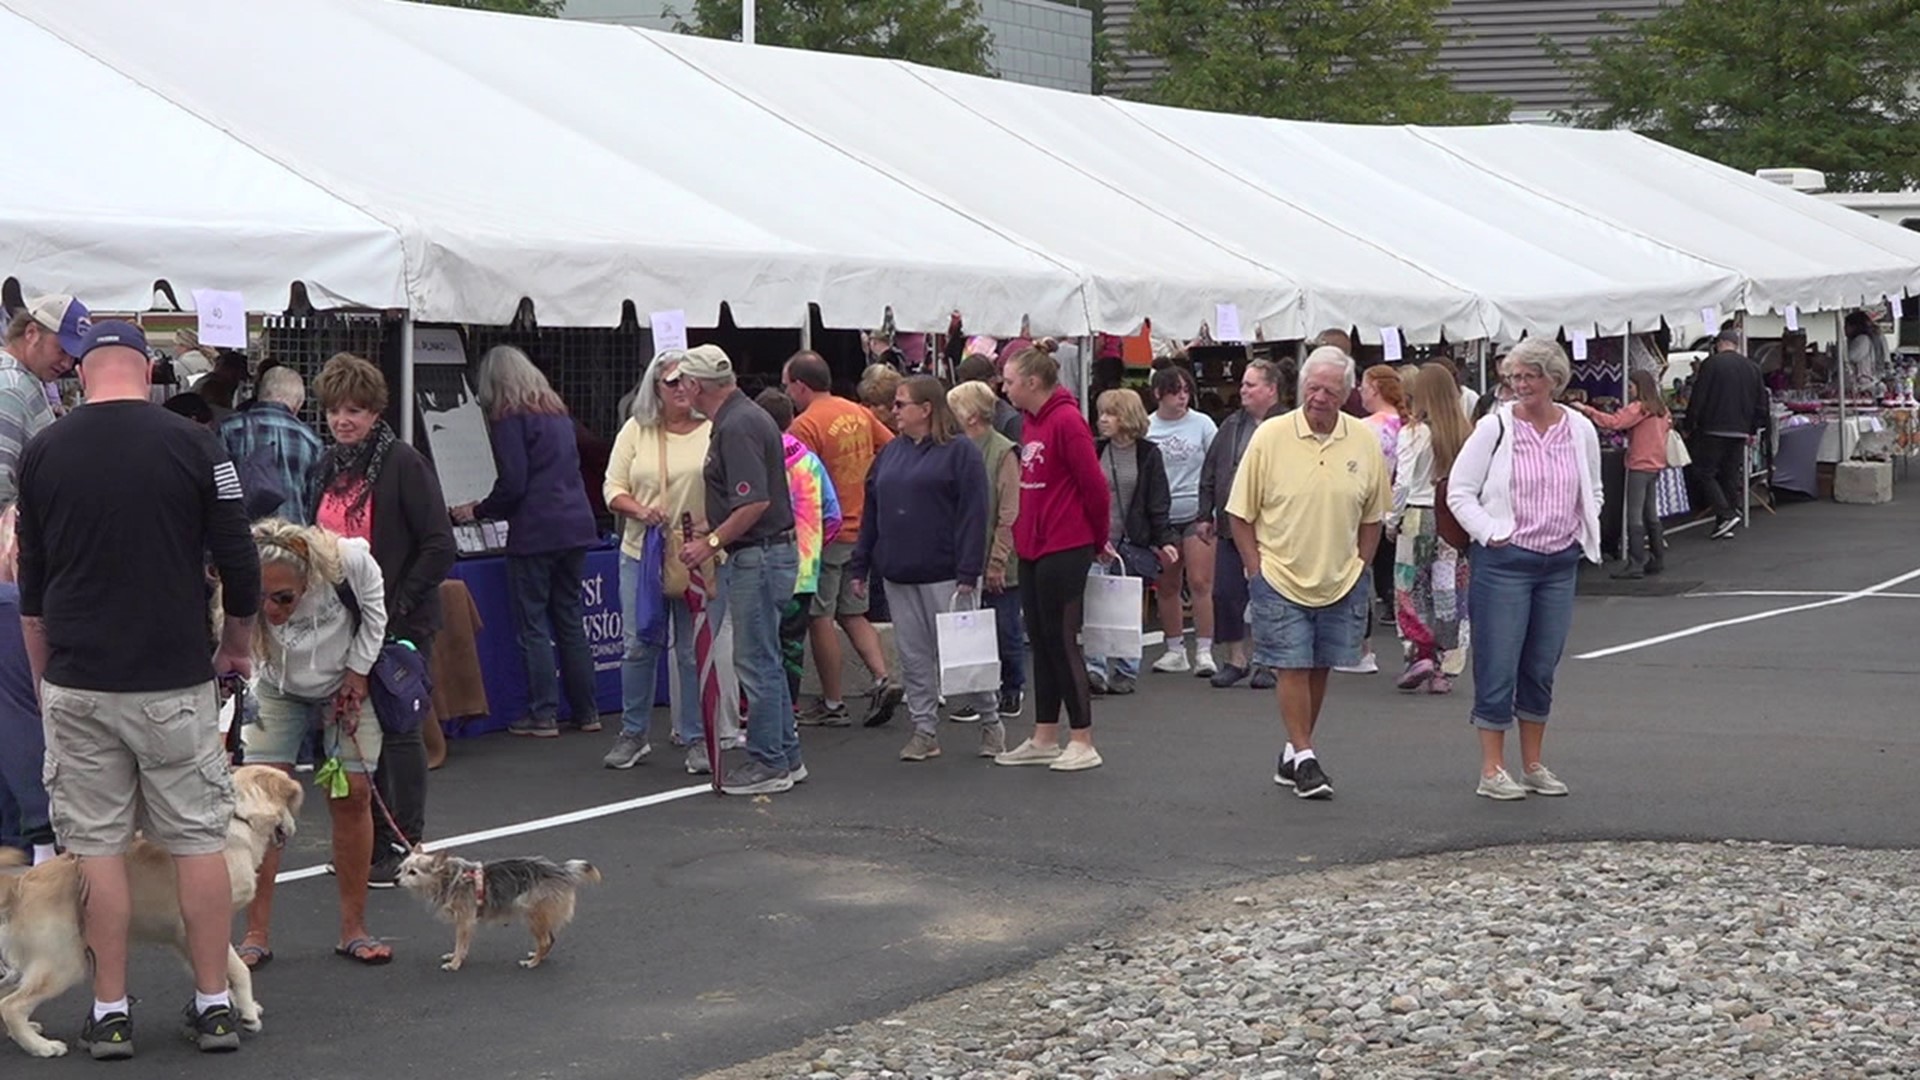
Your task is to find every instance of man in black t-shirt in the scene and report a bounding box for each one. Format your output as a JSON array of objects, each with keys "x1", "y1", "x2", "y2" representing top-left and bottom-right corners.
[
  {"x1": 676, "y1": 345, "x2": 801, "y2": 797},
  {"x1": 17, "y1": 321, "x2": 261, "y2": 1057}
]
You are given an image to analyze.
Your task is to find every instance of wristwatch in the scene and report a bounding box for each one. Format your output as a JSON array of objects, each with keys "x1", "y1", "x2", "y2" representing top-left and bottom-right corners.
[{"x1": 706, "y1": 533, "x2": 723, "y2": 550}]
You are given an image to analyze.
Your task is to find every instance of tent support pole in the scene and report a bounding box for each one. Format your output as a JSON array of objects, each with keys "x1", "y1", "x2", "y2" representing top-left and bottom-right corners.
[
  {"x1": 1622, "y1": 329, "x2": 1633, "y2": 557},
  {"x1": 399, "y1": 312, "x2": 415, "y2": 444},
  {"x1": 743, "y1": 0, "x2": 755, "y2": 44}
]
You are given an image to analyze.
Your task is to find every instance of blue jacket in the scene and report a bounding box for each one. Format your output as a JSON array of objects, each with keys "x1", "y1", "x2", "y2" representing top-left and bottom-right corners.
[
  {"x1": 851, "y1": 433, "x2": 987, "y2": 586},
  {"x1": 475, "y1": 412, "x2": 599, "y2": 556}
]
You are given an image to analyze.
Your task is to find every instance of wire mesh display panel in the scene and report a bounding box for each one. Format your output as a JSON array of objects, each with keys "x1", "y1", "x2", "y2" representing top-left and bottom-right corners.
[{"x1": 461, "y1": 325, "x2": 648, "y2": 443}]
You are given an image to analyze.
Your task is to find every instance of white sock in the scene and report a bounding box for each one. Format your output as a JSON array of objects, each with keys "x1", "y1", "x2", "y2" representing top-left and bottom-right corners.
[
  {"x1": 194, "y1": 990, "x2": 231, "y2": 1014},
  {"x1": 93, "y1": 998, "x2": 129, "y2": 1021},
  {"x1": 31, "y1": 843, "x2": 56, "y2": 865},
  {"x1": 1283, "y1": 742, "x2": 1297, "y2": 764},
  {"x1": 1294, "y1": 748, "x2": 1317, "y2": 764},
  {"x1": 825, "y1": 698, "x2": 844, "y2": 710},
  {"x1": 1196, "y1": 637, "x2": 1213, "y2": 657}
]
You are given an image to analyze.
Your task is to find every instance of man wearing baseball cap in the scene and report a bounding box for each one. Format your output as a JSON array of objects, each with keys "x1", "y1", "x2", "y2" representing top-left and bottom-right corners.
[
  {"x1": 0, "y1": 295, "x2": 90, "y2": 510},
  {"x1": 17, "y1": 319, "x2": 260, "y2": 1057}
]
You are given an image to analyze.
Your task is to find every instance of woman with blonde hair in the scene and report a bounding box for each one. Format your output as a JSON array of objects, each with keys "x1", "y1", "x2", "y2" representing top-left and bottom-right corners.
[
  {"x1": 1391, "y1": 364, "x2": 1474, "y2": 693},
  {"x1": 452, "y1": 345, "x2": 601, "y2": 738},
  {"x1": 240, "y1": 519, "x2": 393, "y2": 966},
  {"x1": 1088, "y1": 388, "x2": 1178, "y2": 696},
  {"x1": 1448, "y1": 339, "x2": 1602, "y2": 801},
  {"x1": 602, "y1": 350, "x2": 741, "y2": 772}
]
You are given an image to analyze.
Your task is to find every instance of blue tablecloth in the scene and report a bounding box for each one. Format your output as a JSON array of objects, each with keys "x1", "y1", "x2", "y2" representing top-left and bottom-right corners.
[{"x1": 445, "y1": 546, "x2": 665, "y2": 737}]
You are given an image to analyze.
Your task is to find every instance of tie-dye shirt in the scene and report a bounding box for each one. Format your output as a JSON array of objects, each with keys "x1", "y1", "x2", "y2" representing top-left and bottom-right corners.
[{"x1": 782, "y1": 433, "x2": 842, "y2": 596}]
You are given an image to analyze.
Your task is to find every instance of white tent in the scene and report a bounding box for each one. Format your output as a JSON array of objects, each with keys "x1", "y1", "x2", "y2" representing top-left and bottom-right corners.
[
  {"x1": 0, "y1": 5, "x2": 407, "y2": 313},
  {"x1": 4, "y1": 0, "x2": 1917, "y2": 341}
]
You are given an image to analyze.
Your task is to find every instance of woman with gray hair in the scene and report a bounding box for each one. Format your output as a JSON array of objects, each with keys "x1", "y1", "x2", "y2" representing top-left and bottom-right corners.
[
  {"x1": 451, "y1": 345, "x2": 602, "y2": 738},
  {"x1": 1446, "y1": 339, "x2": 1602, "y2": 801},
  {"x1": 601, "y1": 350, "x2": 741, "y2": 771}
]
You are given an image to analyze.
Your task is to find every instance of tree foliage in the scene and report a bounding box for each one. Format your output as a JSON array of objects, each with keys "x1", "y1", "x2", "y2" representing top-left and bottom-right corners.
[
  {"x1": 1558, "y1": 0, "x2": 1920, "y2": 192},
  {"x1": 407, "y1": 0, "x2": 564, "y2": 15},
  {"x1": 1125, "y1": 0, "x2": 1507, "y2": 124},
  {"x1": 677, "y1": 0, "x2": 996, "y2": 77}
]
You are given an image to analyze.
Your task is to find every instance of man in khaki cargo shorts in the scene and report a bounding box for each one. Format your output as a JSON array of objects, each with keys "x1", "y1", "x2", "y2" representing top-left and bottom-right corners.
[{"x1": 16, "y1": 321, "x2": 262, "y2": 1058}]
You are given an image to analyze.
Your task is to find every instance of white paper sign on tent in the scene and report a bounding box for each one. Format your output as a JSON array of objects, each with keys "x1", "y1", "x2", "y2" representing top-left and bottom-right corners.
[
  {"x1": 1571, "y1": 332, "x2": 1589, "y2": 361},
  {"x1": 649, "y1": 310, "x2": 688, "y2": 354},
  {"x1": 191, "y1": 289, "x2": 246, "y2": 349},
  {"x1": 1785, "y1": 305, "x2": 1800, "y2": 332},
  {"x1": 1214, "y1": 303, "x2": 1243, "y2": 343},
  {"x1": 1380, "y1": 327, "x2": 1402, "y2": 362},
  {"x1": 1701, "y1": 307, "x2": 1720, "y2": 332}
]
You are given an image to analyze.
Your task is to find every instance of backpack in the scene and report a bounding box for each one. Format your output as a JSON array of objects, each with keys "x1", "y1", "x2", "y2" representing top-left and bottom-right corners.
[
  {"x1": 234, "y1": 420, "x2": 290, "y2": 521},
  {"x1": 334, "y1": 582, "x2": 433, "y2": 735}
]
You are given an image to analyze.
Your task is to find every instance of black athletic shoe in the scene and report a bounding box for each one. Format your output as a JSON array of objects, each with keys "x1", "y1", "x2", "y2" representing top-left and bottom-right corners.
[
  {"x1": 182, "y1": 1001, "x2": 240, "y2": 1053},
  {"x1": 80, "y1": 1010, "x2": 135, "y2": 1060},
  {"x1": 863, "y1": 677, "x2": 904, "y2": 727},
  {"x1": 367, "y1": 853, "x2": 402, "y2": 890},
  {"x1": 1210, "y1": 663, "x2": 1249, "y2": 689},
  {"x1": 1273, "y1": 755, "x2": 1295, "y2": 787},
  {"x1": 1292, "y1": 758, "x2": 1333, "y2": 799},
  {"x1": 997, "y1": 689, "x2": 1024, "y2": 719},
  {"x1": 1711, "y1": 517, "x2": 1739, "y2": 539},
  {"x1": 1249, "y1": 666, "x2": 1277, "y2": 691}
]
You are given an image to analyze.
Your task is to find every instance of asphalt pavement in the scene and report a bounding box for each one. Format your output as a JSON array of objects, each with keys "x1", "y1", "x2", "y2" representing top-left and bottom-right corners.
[{"x1": 14, "y1": 492, "x2": 1920, "y2": 1078}]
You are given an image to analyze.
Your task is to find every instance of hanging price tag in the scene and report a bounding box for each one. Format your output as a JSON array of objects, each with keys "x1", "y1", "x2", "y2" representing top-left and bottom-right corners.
[
  {"x1": 1571, "y1": 332, "x2": 1589, "y2": 361},
  {"x1": 1213, "y1": 304, "x2": 1243, "y2": 343},
  {"x1": 1784, "y1": 305, "x2": 1800, "y2": 332},
  {"x1": 1380, "y1": 327, "x2": 1402, "y2": 362}
]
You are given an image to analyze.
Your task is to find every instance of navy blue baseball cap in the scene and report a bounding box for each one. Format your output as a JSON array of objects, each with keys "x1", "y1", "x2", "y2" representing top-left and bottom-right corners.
[
  {"x1": 24, "y1": 295, "x2": 91, "y2": 357},
  {"x1": 75, "y1": 319, "x2": 150, "y2": 362}
]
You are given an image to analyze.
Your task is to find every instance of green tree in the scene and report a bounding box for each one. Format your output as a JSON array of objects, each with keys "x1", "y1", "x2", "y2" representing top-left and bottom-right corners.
[
  {"x1": 1125, "y1": 0, "x2": 1507, "y2": 124},
  {"x1": 1557, "y1": 0, "x2": 1920, "y2": 192},
  {"x1": 408, "y1": 0, "x2": 564, "y2": 14},
  {"x1": 676, "y1": 0, "x2": 995, "y2": 76}
]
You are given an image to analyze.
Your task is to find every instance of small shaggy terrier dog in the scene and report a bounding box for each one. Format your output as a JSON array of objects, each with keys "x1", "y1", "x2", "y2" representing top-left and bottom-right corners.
[{"x1": 395, "y1": 851, "x2": 600, "y2": 971}]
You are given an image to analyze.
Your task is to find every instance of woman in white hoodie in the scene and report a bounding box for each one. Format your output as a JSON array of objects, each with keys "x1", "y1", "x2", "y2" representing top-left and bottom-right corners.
[
  {"x1": 239, "y1": 520, "x2": 394, "y2": 967},
  {"x1": 1447, "y1": 340, "x2": 1602, "y2": 803}
]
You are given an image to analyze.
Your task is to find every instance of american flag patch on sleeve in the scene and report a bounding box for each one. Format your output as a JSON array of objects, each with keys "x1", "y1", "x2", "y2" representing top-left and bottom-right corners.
[{"x1": 213, "y1": 461, "x2": 243, "y2": 501}]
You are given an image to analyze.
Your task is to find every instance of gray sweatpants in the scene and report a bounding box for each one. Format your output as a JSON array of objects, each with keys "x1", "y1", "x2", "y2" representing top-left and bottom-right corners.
[{"x1": 886, "y1": 580, "x2": 995, "y2": 735}]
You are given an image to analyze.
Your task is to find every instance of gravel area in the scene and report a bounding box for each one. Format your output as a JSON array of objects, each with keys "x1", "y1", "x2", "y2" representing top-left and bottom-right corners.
[{"x1": 698, "y1": 842, "x2": 1920, "y2": 1080}]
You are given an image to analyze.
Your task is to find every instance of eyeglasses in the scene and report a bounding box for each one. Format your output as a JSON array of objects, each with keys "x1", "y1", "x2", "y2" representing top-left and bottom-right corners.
[
  {"x1": 266, "y1": 589, "x2": 300, "y2": 607},
  {"x1": 658, "y1": 374, "x2": 683, "y2": 388},
  {"x1": 1506, "y1": 370, "x2": 1547, "y2": 383},
  {"x1": 892, "y1": 397, "x2": 917, "y2": 409}
]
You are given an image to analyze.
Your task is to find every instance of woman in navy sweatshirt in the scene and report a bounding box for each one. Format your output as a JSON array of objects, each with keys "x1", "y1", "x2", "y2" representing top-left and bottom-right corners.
[
  {"x1": 850, "y1": 376, "x2": 988, "y2": 764},
  {"x1": 454, "y1": 345, "x2": 602, "y2": 738}
]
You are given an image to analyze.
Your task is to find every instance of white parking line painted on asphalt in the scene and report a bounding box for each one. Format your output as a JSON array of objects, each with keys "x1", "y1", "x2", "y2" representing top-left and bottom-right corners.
[
  {"x1": 1687, "y1": 590, "x2": 1920, "y2": 600},
  {"x1": 274, "y1": 783, "x2": 714, "y2": 883},
  {"x1": 1578, "y1": 565, "x2": 1920, "y2": 661}
]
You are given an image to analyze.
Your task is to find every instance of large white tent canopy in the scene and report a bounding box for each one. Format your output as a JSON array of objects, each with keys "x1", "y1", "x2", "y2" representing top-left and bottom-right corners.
[{"x1": 2, "y1": 0, "x2": 1916, "y2": 340}]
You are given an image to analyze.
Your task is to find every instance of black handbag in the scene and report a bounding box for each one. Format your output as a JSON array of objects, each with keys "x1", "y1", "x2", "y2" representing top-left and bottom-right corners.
[{"x1": 1114, "y1": 540, "x2": 1162, "y2": 580}]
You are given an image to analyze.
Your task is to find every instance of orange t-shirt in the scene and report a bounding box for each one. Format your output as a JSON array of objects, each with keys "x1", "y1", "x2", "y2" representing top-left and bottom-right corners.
[{"x1": 789, "y1": 394, "x2": 892, "y2": 543}]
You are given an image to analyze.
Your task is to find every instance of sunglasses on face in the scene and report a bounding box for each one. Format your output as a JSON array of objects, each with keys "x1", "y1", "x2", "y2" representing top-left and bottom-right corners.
[
  {"x1": 267, "y1": 590, "x2": 300, "y2": 607},
  {"x1": 658, "y1": 374, "x2": 683, "y2": 388}
]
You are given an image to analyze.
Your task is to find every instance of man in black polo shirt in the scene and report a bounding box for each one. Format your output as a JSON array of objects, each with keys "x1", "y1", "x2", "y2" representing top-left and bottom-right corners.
[
  {"x1": 676, "y1": 345, "x2": 800, "y2": 795},
  {"x1": 17, "y1": 321, "x2": 260, "y2": 1057}
]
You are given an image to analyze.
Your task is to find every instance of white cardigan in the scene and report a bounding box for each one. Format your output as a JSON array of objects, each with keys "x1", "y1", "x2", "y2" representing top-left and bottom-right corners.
[{"x1": 1446, "y1": 403, "x2": 1604, "y2": 563}]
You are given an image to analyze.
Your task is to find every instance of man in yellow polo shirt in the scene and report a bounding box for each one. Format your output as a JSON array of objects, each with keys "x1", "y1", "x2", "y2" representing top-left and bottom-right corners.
[{"x1": 1226, "y1": 346, "x2": 1390, "y2": 800}]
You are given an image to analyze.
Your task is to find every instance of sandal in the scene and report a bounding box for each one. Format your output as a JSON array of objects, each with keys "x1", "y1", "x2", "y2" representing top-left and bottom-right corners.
[
  {"x1": 334, "y1": 937, "x2": 393, "y2": 966},
  {"x1": 236, "y1": 943, "x2": 273, "y2": 970}
]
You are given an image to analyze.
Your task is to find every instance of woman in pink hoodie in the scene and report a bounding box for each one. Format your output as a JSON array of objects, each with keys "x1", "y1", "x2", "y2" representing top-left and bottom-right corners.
[{"x1": 994, "y1": 345, "x2": 1112, "y2": 772}]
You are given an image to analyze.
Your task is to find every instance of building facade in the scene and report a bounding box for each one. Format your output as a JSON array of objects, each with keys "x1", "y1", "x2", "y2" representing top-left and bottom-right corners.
[{"x1": 562, "y1": 0, "x2": 1094, "y2": 94}]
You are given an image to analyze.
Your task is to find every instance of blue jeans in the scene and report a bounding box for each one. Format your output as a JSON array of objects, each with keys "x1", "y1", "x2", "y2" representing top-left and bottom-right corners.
[
  {"x1": 617, "y1": 554, "x2": 702, "y2": 745},
  {"x1": 1084, "y1": 560, "x2": 1139, "y2": 681},
  {"x1": 507, "y1": 548, "x2": 600, "y2": 726},
  {"x1": 986, "y1": 586, "x2": 1027, "y2": 695},
  {"x1": 1249, "y1": 572, "x2": 1369, "y2": 670},
  {"x1": 1466, "y1": 542, "x2": 1582, "y2": 730},
  {"x1": 0, "y1": 693, "x2": 51, "y2": 850},
  {"x1": 719, "y1": 544, "x2": 800, "y2": 771}
]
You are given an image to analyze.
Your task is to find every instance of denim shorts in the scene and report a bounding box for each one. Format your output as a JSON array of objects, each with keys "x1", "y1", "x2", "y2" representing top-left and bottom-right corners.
[{"x1": 1248, "y1": 573, "x2": 1368, "y2": 671}]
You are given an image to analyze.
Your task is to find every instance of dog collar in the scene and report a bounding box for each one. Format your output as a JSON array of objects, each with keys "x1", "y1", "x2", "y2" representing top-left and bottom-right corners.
[{"x1": 464, "y1": 865, "x2": 484, "y2": 906}]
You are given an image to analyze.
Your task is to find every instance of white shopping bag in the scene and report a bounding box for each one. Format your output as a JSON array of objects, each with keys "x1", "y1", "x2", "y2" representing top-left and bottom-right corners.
[
  {"x1": 936, "y1": 601, "x2": 1001, "y2": 697},
  {"x1": 1081, "y1": 573, "x2": 1144, "y2": 659}
]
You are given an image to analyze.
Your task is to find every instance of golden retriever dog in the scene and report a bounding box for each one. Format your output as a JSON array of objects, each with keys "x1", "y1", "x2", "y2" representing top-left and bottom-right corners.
[
  {"x1": 396, "y1": 851, "x2": 600, "y2": 972},
  {"x1": 0, "y1": 765, "x2": 303, "y2": 1058}
]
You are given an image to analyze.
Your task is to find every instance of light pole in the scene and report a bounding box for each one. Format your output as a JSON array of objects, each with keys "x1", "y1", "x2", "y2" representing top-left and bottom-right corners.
[{"x1": 743, "y1": 0, "x2": 755, "y2": 44}]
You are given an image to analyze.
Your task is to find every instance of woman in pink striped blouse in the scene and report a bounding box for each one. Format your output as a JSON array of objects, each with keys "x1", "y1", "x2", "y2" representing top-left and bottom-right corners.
[{"x1": 1445, "y1": 340, "x2": 1603, "y2": 803}]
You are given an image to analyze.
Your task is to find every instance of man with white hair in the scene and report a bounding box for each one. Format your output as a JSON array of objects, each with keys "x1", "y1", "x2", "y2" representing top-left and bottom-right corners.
[
  {"x1": 0, "y1": 294, "x2": 90, "y2": 511},
  {"x1": 216, "y1": 365, "x2": 325, "y2": 522},
  {"x1": 1226, "y1": 346, "x2": 1391, "y2": 800},
  {"x1": 676, "y1": 345, "x2": 802, "y2": 795}
]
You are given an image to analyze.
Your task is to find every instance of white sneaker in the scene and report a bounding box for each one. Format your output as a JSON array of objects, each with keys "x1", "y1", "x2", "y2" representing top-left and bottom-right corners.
[
  {"x1": 1049, "y1": 742, "x2": 1104, "y2": 772},
  {"x1": 1476, "y1": 768, "x2": 1527, "y2": 801},
  {"x1": 1192, "y1": 654, "x2": 1217, "y2": 678},
  {"x1": 994, "y1": 738, "x2": 1063, "y2": 766},
  {"x1": 1152, "y1": 649, "x2": 1192, "y2": 674},
  {"x1": 1333, "y1": 652, "x2": 1379, "y2": 675},
  {"x1": 1521, "y1": 764, "x2": 1569, "y2": 796}
]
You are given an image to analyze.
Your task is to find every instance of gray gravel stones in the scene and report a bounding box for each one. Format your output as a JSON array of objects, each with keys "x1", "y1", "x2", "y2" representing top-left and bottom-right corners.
[{"x1": 700, "y1": 842, "x2": 1920, "y2": 1079}]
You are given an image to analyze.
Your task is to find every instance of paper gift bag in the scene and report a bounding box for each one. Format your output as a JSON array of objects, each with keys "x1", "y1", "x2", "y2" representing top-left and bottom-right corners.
[
  {"x1": 1082, "y1": 573, "x2": 1144, "y2": 659},
  {"x1": 936, "y1": 607, "x2": 1001, "y2": 696}
]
